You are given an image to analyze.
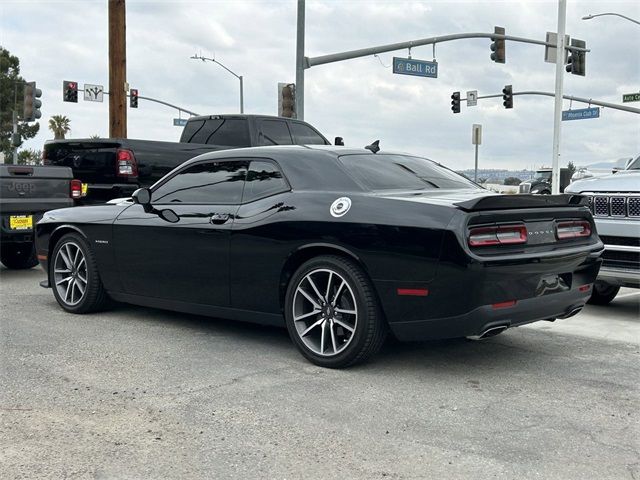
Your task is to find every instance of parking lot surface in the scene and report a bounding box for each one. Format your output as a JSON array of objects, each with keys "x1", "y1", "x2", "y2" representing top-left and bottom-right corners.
[{"x1": 1, "y1": 265, "x2": 639, "y2": 480}]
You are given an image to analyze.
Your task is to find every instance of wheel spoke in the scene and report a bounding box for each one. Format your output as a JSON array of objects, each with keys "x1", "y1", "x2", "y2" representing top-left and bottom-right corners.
[
  {"x1": 306, "y1": 275, "x2": 324, "y2": 303},
  {"x1": 65, "y1": 279, "x2": 73, "y2": 302},
  {"x1": 331, "y1": 280, "x2": 345, "y2": 306},
  {"x1": 77, "y1": 257, "x2": 86, "y2": 269},
  {"x1": 298, "y1": 287, "x2": 321, "y2": 309},
  {"x1": 325, "y1": 271, "x2": 333, "y2": 299},
  {"x1": 320, "y1": 321, "x2": 326, "y2": 354},
  {"x1": 77, "y1": 273, "x2": 87, "y2": 283},
  {"x1": 294, "y1": 309, "x2": 320, "y2": 322},
  {"x1": 335, "y1": 308, "x2": 356, "y2": 315},
  {"x1": 73, "y1": 246, "x2": 80, "y2": 267},
  {"x1": 59, "y1": 249, "x2": 72, "y2": 269},
  {"x1": 55, "y1": 268, "x2": 71, "y2": 274},
  {"x1": 329, "y1": 320, "x2": 338, "y2": 354},
  {"x1": 56, "y1": 276, "x2": 72, "y2": 286},
  {"x1": 333, "y1": 318, "x2": 354, "y2": 333},
  {"x1": 301, "y1": 318, "x2": 324, "y2": 337},
  {"x1": 75, "y1": 279, "x2": 86, "y2": 295}
]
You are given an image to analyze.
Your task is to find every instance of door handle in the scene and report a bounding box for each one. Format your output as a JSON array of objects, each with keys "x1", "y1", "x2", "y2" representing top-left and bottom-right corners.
[{"x1": 210, "y1": 213, "x2": 230, "y2": 224}]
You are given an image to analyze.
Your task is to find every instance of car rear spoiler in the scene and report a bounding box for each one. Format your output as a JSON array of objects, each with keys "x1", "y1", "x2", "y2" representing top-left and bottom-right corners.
[{"x1": 455, "y1": 194, "x2": 588, "y2": 212}]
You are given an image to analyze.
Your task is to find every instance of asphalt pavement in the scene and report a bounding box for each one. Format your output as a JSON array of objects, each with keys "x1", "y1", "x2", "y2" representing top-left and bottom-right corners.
[{"x1": 1, "y1": 265, "x2": 639, "y2": 480}]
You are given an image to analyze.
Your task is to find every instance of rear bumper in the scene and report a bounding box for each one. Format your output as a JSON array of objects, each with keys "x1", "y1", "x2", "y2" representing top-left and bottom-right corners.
[{"x1": 390, "y1": 287, "x2": 592, "y2": 341}]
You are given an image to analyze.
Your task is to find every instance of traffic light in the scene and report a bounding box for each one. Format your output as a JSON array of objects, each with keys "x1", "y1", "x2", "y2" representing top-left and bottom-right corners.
[
  {"x1": 23, "y1": 81, "x2": 42, "y2": 122},
  {"x1": 490, "y1": 26, "x2": 506, "y2": 64},
  {"x1": 502, "y1": 85, "x2": 513, "y2": 109},
  {"x1": 279, "y1": 83, "x2": 296, "y2": 118},
  {"x1": 450, "y1": 91, "x2": 461, "y2": 114},
  {"x1": 130, "y1": 88, "x2": 138, "y2": 108},
  {"x1": 565, "y1": 39, "x2": 586, "y2": 76},
  {"x1": 63, "y1": 81, "x2": 78, "y2": 102}
]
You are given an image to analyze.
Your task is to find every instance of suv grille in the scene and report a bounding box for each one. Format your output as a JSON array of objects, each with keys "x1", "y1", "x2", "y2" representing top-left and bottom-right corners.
[{"x1": 584, "y1": 193, "x2": 640, "y2": 219}]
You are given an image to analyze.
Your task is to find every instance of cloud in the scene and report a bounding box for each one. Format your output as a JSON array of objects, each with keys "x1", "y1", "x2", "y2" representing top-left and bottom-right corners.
[{"x1": 1, "y1": 0, "x2": 638, "y2": 169}]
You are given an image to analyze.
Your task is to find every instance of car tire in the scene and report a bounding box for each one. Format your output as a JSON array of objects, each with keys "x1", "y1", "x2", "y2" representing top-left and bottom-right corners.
[
  {"x1": 587, "y1": 282, "x2": 620, "y2": 306},
  {"x1": 50, "y1": 233, "x2": 109, "y2": 314},
  {"x1": 284, "y1": 255, "x2": 387, "y2": 368},
  {"x1": 0, "y1": 242, "x2": 38, "y2": 269}
]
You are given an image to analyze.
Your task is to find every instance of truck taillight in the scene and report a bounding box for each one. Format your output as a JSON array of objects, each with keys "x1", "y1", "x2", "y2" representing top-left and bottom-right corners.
[
  {"x1": 70, "y1": 179, "x2": 83, "y2": 199},
  {"x1": 468, "y1": 224, "x2": 527, "y2": 247},
  {"x1": 42, "y1": 148, "x2": 49, "y2": 165},
  {"x1": 116, "y1": 148, "x2": 138, "y2": 177},
  {"x1": 556, "y1": 220, "x2": 591, "y2": 239}
]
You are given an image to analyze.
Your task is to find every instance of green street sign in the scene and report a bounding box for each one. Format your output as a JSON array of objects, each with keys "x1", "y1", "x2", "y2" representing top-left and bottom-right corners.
[{"x1": 622, "y1": 92, "x2": 640, "y2": 103}]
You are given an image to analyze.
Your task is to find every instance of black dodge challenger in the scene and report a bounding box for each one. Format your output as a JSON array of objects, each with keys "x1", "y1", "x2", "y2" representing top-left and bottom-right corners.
[{"x1": 36, "y1": 145, "x2": 603, "y2": 368}]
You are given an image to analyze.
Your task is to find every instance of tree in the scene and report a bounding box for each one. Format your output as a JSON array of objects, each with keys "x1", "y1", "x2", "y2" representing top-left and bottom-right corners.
[
  {"x1": 504, "y1": 177, "x2": 522, "y2": 186},
  {"x1": 567, "y1": 161, "x2": 576, "y2": 178},
  {"x1": 48, "y1": 115, "x2": 71, "y2": 140},
  {"x1": 0, "y1": 47, "x2": 40, "y2": 162},
  {"x1": 17, "y1": 149, "x2": 42, "y2": 165},
  {"x1": 89, "y1": 134, "x2": 101, "y2": 139}
]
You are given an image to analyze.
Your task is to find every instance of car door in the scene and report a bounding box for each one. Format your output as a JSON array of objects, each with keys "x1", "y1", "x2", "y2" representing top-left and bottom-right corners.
[{"x1": 113, "y1": 159, "x2": 248, "y2": 306}]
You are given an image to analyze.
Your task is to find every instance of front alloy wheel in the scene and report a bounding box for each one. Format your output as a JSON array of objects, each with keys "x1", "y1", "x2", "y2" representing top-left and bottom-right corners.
[{"x1": 285, "y1": 255, "x2": 387, "y2": 368}]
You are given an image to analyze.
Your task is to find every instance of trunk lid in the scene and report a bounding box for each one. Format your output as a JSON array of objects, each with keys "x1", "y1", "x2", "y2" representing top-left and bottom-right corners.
[{"x1": 0, "y1": 165, "x2": 75, "y2": 214}]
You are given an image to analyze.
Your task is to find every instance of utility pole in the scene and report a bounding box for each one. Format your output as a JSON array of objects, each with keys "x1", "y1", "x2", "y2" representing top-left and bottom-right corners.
[
  {"x1": 109, "y1": 0, "x2": 127, "y2": 138},
  {"x1": 551, "y1": 0, "x2": 566, "y2": 194},
  {"x1": 295, "y1": 0, "x2": 305, "y2": 120}
]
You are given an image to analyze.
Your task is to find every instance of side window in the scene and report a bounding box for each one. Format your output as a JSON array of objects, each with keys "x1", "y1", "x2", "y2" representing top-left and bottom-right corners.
[
  {"x1": 259, "y1": 120, "x2": 293, "y2": 145},
  {"x1": 152, "y1": 161, "x2": 247, "y2": 204},
  {"x1": 189, "y1": 119, "x2": 222, "y2": 144},
  {"x1": 243, "y1": 160, "x2": 289, "y2": 202},
  {"x1": 179, "y1": 119, "x2": 205, "y2": 143},
  {"x1": 204, "y1": 118, "x2": 250, "y2": 146},
  {"x1": 290, "y1": 122, "x2": 327, "y2": 145}
]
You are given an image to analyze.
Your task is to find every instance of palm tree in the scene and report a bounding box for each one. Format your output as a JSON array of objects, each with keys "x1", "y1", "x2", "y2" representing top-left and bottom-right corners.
[{"x1": 48, "y1": 115, "x2": 71, "y2": 140}]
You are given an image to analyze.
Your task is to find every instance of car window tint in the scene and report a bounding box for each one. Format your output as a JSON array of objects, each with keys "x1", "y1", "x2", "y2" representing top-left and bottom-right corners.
[
  {"x1": 153, "y1": 161, "x2": 247, "y2": 204},
  {"x1": 180, "y1": 120, "x2": 205, "y2": 142},
  {"x1": 204, "y1": 118, "x2": 250, "y2": 147},
  {"x1": 339, "y1": 154, "x2": 478, "y2": 191},
  {"x1": 290, "y1": 122, "x2": 326, "y2": 145},
  {"x1": 189, "y1": 119, "x2": 222, "y2": 144},
  {"x1": 259, "y1": 120, "x2": 292, "y2": 145},
  {"x1": 243, "y1": 160, "x2": 289, "y2": 202}
]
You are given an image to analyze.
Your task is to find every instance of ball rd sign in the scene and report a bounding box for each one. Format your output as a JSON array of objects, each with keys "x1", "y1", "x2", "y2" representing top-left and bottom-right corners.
[{"x1": 392, "y1": 57, "x2": 438, "y2": 78}]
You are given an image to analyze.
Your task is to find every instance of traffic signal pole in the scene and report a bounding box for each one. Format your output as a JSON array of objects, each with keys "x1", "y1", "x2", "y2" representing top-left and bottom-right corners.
[
  {"x1": 109, "y1": 0, "x2": 127, "y2": 138},
  {"x1": 551, "y1": 0, "x2": 567, "y2": 194},
  {"x1": 295, "y1": 0, "x2": 305, "y2": 120}
]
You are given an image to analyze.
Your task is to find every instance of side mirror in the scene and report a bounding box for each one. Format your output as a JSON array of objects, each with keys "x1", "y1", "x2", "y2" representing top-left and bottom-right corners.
[
  {"x1": 132, "y1": 188, "x2": 151, "y2": 206},
  {"x1": 335, "y1": 136, "x2": 344, "y2": 146},
  {"x1": 159, "y1": 209, "x2": 179, "y2": 223}
]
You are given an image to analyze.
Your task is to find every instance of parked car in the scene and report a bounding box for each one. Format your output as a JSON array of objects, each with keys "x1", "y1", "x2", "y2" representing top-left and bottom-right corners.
[
  {"x1": 566, "y1": 155, "x2": 640, "y2": 304},
  {"x1": 36, "y1": 145, "x2": 603, "y2": 367},
  {"x1": 518, "y1": 167, "x2": 571, "y2": 194},
  {"x1": 1, "y1": 164, "x2": 78, "y2": 269},
  {"x1": 42, "y1": 114, "x2": 333, "y2": 204}
]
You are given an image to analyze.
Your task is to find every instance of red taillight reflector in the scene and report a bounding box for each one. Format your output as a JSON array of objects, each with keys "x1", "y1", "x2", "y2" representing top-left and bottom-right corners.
[
  {"x1": 70, "y1": 179, "x2": 82, "y2": 199},
  {"x1": 116, "y1": 148, "x2": 138, "y2": 177},
  {"x1": 492, "y1": 300, "x2": 517, "y2": 309},
  {"x1": 578, "y1": 284, "x2": 592, "y2": 292},
  {"x1": 37, "y1": 254, "x2": 47, "y2": 261},
  {"x1": 469, "y1": 225, "x2": 527, "y2": 247},
  {"x1": 397, "y1": 288, "x2": 429, "y2": 297},
  {"x1": 556, "y1": 220, "x2": 591, "y2": 240}
]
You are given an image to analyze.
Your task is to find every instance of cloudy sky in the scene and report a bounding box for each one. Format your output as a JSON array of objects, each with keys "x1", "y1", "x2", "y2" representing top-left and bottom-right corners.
[{"x1": 2, "y1": 0, "x2": 639, "y2": 170}]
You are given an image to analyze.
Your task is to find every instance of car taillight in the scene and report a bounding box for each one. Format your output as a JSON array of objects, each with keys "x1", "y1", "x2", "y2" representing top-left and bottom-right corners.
[
  {"x1": 70, "y1": 179, "x2": 83, "y2": 199},
  {"x1": 116, "y1": 148, "x2": 138, "y2": 177},
  {"x1": 556, "y1": 220, "x2": 591, "y2": 239},
  {"x1": 468, "y1": 224, "x2": 527, "y2": 247}
]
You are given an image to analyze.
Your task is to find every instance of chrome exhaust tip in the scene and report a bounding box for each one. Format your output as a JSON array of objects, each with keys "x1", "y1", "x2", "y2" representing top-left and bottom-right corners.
[{"x1": 467, "y1": 324, "x2": 509, "y2": 341}]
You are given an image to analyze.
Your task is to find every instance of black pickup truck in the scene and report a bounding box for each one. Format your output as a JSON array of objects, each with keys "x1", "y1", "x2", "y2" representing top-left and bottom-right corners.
[
  {"x1": 1, "y1": 165, "x2": 77, "y2": 269},
  {"x1": 43, "y1": 114, "x2": 332, "y2": 203}
]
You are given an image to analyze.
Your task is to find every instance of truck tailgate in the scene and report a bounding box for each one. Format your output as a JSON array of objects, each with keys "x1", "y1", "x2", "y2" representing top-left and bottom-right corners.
[{"x1": 0, "y1": 165, "x2": 74, "y2": 215}]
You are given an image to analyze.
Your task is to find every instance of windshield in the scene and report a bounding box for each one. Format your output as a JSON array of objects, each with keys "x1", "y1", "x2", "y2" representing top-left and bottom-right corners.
[
  {"x1": 626, "y1": 156, "x2": 640, "y2": 170},
  {"x1": 338, "y1": 154, "x2": 478, "y2": 191},
  {"x1": 534, "y1": 171, "x2": 552, "y2": 182}
]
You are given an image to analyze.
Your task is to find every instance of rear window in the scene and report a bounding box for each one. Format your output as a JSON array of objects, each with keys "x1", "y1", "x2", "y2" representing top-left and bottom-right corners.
[
  {"x1": 339, "y1": 154, "x2": 478, "y2": 191},
  {"x1": 290, "y1": 122, "x2": 327, "y2": 145},
  {"x1": 183, "y1": 118, "x2": 250, "y2": 147}
]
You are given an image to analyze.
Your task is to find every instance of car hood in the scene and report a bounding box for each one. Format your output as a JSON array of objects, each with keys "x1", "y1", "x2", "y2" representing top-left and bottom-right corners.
[
  {"x1": 567, "y1": 171, "x2": 640, "y2": 193},
  {"x1": 39, "y1": 203, "x2": 130, "y2": 225}
]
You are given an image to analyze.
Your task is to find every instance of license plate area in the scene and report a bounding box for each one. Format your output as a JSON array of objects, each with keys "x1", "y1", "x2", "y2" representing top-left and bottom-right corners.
[
  {"x1": 536, "y1": 273, "x2": 571, "y2": 296},
  {"x1": 9, "y1": 215, "x2": 33, "y2": 230},
  {"x1": 526, "y1": 221, "x2": 557, "y2": 245}
]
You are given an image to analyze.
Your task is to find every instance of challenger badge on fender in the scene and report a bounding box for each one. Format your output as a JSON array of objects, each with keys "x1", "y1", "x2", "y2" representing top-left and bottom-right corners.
[{"x1": 330, "y1": 197, "x2": 351, "y2": 217}]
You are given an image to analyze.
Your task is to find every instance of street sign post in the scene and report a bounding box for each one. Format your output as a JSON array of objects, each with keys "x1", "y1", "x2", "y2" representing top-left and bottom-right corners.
[
  {"x1": 392, "y1": 57, "x2": 438, "y2": 78},
  {"x1": 622, "y1": 92, "x2": 640, "y2": 103},
  {"x1": 472, "y1": 124, "x2": 482, "y2": 183},
  {"x1": 562, "y1": 107, "x2": 600, "y2": 121},
  {"x1": 84, "y1": 84, "x2": 104, "y2": 102},
  {"x1": 467, "y1": 90, "x2": 478, "y2": 107},
  {"x1": 173, "y1": 118, "x2": 188, "y2": 127}
]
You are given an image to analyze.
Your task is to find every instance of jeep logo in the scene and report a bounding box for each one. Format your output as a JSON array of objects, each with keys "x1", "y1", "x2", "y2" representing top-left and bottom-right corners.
[{"x1": 7, "y1": 182, "x2": 36, "y2": 194}]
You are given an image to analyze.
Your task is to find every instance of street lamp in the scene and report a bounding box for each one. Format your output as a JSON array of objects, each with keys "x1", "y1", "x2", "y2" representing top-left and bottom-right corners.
[
  {"x1": 190, "y1": 53, "x2": 244, "y2": 113},
  {"x1": 582, "y1": 13, "x2": 640, "y2": 25}
]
